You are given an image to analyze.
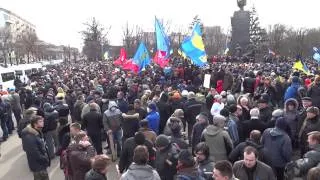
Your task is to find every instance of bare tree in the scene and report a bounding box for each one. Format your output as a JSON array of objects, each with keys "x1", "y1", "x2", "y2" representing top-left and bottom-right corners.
[
  {"x1": 268, "y1": 24, "x2": 287, "y2": 53},
  {"x1": 0, "y1": 27, "x2": 13, "y2": 67},
  {"x1": 203, "y1": 26, "x2": 227, "y2": 55},
  {"x1": 15, "y1": 29, "x2": 38, "y2": 63},
  {"x1": 122, "y1": 23, "x2": 143, "y2": 57}
]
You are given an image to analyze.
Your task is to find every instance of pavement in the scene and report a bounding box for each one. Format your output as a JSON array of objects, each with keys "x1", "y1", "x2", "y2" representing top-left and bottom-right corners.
[{"x1": 0, "y1": 123, "x2": 119, "y2": 180}]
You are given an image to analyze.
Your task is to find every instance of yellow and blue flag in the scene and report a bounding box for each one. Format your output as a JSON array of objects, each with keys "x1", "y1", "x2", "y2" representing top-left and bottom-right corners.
[
  {"x1": 181, "y1": 23, "x2": 207, "y2": 67},
  {"x1": 293, "y1": 59, "x2": 311, "y2": 75},
  {"x1": 133, "y1": 42, "x2": 150, "y2": 72}
]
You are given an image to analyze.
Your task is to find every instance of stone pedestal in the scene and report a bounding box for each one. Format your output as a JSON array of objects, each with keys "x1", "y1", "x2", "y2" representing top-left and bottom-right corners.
[{"x1": 231, "y1": 10, "x2": 250, "y2": 56}]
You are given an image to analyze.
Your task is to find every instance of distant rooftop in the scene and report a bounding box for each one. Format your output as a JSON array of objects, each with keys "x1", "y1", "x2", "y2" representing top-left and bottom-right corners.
[{"x1": 0, "y1": 7, "x2": 36, "y2": 28}]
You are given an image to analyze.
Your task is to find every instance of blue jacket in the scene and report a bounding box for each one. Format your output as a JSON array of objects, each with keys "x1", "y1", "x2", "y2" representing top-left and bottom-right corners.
[
  {"x1": 261, "y1": 127, "x2": 292, "y2": 168},
  {"x1": 146, "y1": 111, "x2": 160, "y2": 135},
  {"x1": 226, "y1": 119, "x2": 239, "y2": 146},
  {"x1": 284, "y1": 83, "x2": 300, "y2": 102}
]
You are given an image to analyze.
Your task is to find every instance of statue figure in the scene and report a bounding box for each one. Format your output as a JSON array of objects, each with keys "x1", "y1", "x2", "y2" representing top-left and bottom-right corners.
[{"x1": 237, "y1": 0, "x2": 246, "y2": 11}]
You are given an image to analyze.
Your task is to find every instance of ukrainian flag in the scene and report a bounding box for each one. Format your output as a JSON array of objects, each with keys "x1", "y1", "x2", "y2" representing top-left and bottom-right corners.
[
  {"x1": 293, "y1": 59, "x2": 311, "y2": 75},
  {"x1": 181, "y1": 23, "x2": 207, "y2": 67}
]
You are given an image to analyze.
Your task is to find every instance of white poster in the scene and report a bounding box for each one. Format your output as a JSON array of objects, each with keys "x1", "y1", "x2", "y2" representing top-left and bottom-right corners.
[{"x1": 203, "y1": 74, "x2": 211, "y2": 88}]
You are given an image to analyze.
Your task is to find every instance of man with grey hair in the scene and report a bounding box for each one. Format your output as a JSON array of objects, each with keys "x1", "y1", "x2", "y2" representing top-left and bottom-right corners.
[{"x1": 201, "y1": 115, "x2": 233, "y2": 162}]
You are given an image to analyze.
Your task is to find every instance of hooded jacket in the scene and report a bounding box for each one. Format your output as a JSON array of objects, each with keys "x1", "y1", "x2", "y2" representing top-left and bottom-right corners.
[
  {"x1": 21, "y1": 125, "x2": 50, "y2": 172},
  {"x1": 261, "y1": 127, "x2": 292, "y2": 168},
  {"x1": 120, "y1": 163, "x2": 160, "y2": 180},
  {"x1": 201, "y1": 125, "x2": 233, "y2": 162},
  {"x1": 85, "y1": 169, "x2": 107, "y2": 180},
  {"x1": 146, "y1": 110, "x2": 160, "y2": 135},
  {"x1": 103, "y1": 101, "x2": 123, "y2": 132},
  {"x1": 284, "y1": 98, "x2": 299, "y2": 138},
  {"x1": 43, "y1": 103, "x2": 59, "y2": 133},
  {"x1": 284, "y1": 81, "x2": 300, "y2": 102}
]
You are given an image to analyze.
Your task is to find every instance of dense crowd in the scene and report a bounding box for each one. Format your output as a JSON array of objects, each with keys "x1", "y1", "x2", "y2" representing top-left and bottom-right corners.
[{"x1": 1, "y1": 57, "x2": 320, "y2": 180}]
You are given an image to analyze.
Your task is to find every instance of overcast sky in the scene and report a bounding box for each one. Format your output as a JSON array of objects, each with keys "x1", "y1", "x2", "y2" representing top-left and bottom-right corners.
[{"x1": 1, "y1": 0, "x2": 319, "y2": 49}]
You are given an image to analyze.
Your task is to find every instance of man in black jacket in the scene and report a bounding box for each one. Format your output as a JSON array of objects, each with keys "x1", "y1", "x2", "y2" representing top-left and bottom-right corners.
[
  {"x1": 83, "y1": 103, "x2": 104, "y2": 154},
  {"x1": 43, "y1": 103, "x2": 59, "y2": 159},
  {"x1": 183, "y1": 92, "x2": 203, "y2": 143},
  {"x1": 286, "y1": 131, "x2": 320, "y2": 179},
  {"x1": 229, "y1": 130, "x2": 265, "y2": 163},
  {"x1": 21, "y1": 115, "x2": 50, "y2": 180},
  {"x1": 118, "y1": 132, "x2": 155, "y2": 173}
]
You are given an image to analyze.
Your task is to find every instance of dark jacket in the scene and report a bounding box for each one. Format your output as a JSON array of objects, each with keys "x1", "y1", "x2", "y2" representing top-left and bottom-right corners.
[
  {"x1": 118, "y1": 137, "x2": 155, "y2": 173},
  {"x1": 307, "y1": 83, "x2": 320, "y2": 108},
  {"x1": 43, "y1": 104, "x2": 59, "y2": 133},
  {"x1": 295, "y1": 144, "x2": 320, "y2": 176},
  {"x1": 184, "y1": 98, "x2": 202, "y2": 125},
  {"x1": 259, "y1": 106, "x2": 272, "y2": 123},
  {"x1": 157, "y1": 94, "x2": 171, "y2": 134},
  {"x1": 198, "y1": 159, "x2": 215, "y2": 180},
  {"x1": 233, "y1": 160, "x2": 276, "y2": 180},
  {"x1": 21, "y1": 125, "x2": 50, "y2": 172},
  {"x1": 243, "y1": 77, "x2": 255, "y2": 94},
  {"x1": 155, "y1": 143, "x2": 179, "y2": 180},
  {"x1": 284, "y1": 98, "x2": 299, "y2": 138},
  {"x1": 56, "y1": 124, "x2": 70, "y2": 155},
  {"x1": 242, "y1": 118, "x2": 268, "y2": 139},
  {"x1": 176, "y1": 166, "x2": 203, "y2": 180},
  {"x1": 82, "y1": 110, "x2": 104, "y2": 135},
  {"x1": 299, "y1": 116, "x2": 320, "y2": 151},
  {"x1": 261, "y1": 127, "x2": 292, "y2": 168},
  {"x1": 54, "y1": 101, "x2": 70, "y2": 117},
  {"x1": 229, "y1": 139, "x2": 265, "y2": 163},
  {"x1": 117, "y1": 98, "x2": 129, "y2": 113},
  {"x1": 122, "y1": 112, "x2": 140, "y2": 139},
  {"x1": 74, "y1": 100, "x2": 86, "y2": 122},
  {"x1": 85, "y1": 169, "x2": 107, "y2": 180},
  {"x1": 68, "y1": 143, "x2": 96, "y2": 180},
  {"x1": 169, "y1": 136, "x2": 188, "y2": 150},
  {"x1": 192, "y1": 122, "x2": 208, "y2": 151}
]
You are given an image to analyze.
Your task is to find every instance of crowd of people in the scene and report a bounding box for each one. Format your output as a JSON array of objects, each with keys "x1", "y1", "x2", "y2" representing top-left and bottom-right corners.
[{"x1": 1, "y1": 56, "x2": 320, "y2": 180}]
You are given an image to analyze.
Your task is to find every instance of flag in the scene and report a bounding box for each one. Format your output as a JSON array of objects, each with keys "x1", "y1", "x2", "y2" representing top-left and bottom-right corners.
[
  {"x1": 181, "y1": 23, "x2": 207, "y2": 67},
  {"x1": 122, "y1": 59, "x2": 139, "y2": 73},
  {"x1": 114, "y1": 48, "x2": 127, "y2": 66},
  {"x1": 293, "y1": 59, "x2": 311, "y2": 75},
  {"x1": 133, "y1": 42, "x2": 150, "y2": 72},
  {"x1": 154, "y1": 17, "x2": 171, "y2": 68},
  {"x1": 313, "y1": 47, "x2": 320, "y2": 63},
  {"x1": 268, "y1": 49, "x2": 276, "y2": 56}
]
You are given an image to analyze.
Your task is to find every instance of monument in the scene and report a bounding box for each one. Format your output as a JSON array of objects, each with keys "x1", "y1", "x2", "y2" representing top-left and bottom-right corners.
[{"x1": 231, "y1": 0, "x2": 250, "y2": 57}]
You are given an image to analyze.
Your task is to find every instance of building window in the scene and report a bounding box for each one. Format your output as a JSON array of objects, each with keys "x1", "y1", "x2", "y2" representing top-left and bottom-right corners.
[{"x1": 1, "y1": 72, "x2": 15, "y2": 82}]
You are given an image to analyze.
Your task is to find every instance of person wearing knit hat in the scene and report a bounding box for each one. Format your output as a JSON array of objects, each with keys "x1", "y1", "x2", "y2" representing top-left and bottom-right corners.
[
  {"x1": 308, "y1": 75, "x2": 320, "y2": 108},
  {"x1": 299, "y1": 106, "x2": 320, "y2": 156},
  {"x1": 176, "y1": 150, "x2": 202, "y2": 179},
  {"x1": 154, "y1": 134, "x2": 181, "y2": 180},
  {"x1": 261, "y1": 116, "x2": 292, "y2": 180}
]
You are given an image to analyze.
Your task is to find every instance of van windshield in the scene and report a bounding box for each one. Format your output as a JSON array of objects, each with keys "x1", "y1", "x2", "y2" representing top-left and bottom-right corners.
[{"x1": 1, "y1": 72, "x2": 15, "y2": 82}]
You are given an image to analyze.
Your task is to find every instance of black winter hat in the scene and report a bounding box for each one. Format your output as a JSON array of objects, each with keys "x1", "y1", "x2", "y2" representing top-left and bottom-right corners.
[
  {"x1": 178, "y1": 150, "x2": 195, "y2": 167},
  {"x1": 155, "y1": 135, "x2": 170, "y2": 148}
]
